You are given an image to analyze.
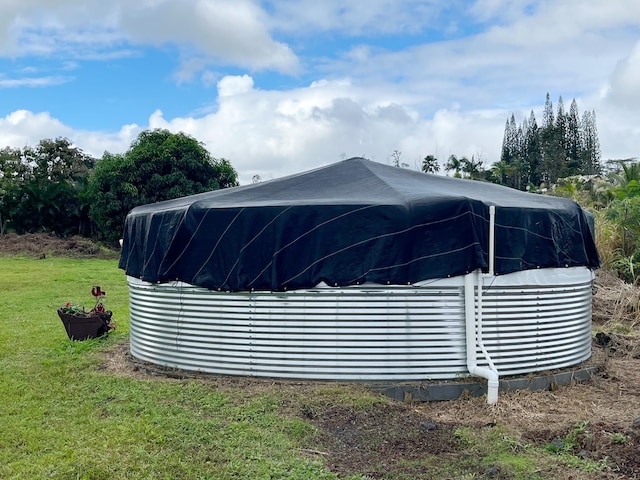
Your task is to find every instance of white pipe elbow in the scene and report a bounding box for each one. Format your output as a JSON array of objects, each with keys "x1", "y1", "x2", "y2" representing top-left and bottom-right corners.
[{"x1": 468, "y1": 365, "x2": 499, "y2": 405}]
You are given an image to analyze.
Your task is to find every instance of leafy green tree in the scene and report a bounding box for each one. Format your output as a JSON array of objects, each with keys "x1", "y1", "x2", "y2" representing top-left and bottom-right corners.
[
  {"x1": 421, "y1": 155, "x2": 439, "y2": 174},
  {"x1": 5, "y1": 138, "x2": 95, "y2": 235},
  {"x1": 0, "y1": 148, "x2": 26, "y2": 233},
  {"x1": 89, "y1": 129, "x2": 239, "y2": 244},
  {"x1": 0, "y1": 147, "x2": 29, "y2": 234}
]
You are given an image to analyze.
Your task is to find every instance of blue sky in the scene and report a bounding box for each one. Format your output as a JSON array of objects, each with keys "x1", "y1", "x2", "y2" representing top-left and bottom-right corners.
[{"x1": 1, "y1": 0, "x2": 639, "y2": 184}]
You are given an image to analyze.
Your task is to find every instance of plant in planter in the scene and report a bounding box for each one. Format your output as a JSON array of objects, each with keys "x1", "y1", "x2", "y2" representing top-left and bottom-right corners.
[{"x1": 57, "y1": 286, "x2": 116, "y2": 340}]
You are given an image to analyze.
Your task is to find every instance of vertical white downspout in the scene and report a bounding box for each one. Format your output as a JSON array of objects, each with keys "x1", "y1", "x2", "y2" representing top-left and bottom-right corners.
[
  {"x1": 463, "y1": 205, "x2": 499, "y2": 404},
  {"x1": 465, "y1": 272, "x2": 499, "y2": 404}
]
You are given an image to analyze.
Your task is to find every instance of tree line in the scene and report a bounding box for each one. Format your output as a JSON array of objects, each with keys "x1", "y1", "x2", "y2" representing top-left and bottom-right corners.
[
  {"x1": 420, "y1": 93, "x2": 602, "y2": 191},
  {"x1": 0, "y1": 129, "x2": 238, "y2": 244}
]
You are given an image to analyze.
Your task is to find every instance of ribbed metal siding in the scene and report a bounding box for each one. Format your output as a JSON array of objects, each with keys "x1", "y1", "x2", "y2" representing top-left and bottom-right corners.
[
  {"x1": 475, "y1": 279, "x2": 593, "y2": 375},
  {"x1": 127, "y1": 267, "x2": 593, "y2": 381}
]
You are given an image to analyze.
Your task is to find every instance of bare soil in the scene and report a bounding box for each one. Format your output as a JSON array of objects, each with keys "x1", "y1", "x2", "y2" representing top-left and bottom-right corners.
[{"x1": 5, "y1": 234, "x2": 640, "y2": 479}]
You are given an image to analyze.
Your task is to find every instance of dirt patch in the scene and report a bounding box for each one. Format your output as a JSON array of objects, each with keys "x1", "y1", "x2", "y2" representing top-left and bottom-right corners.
[
  {"x1": 307, "y1": 404, "x2": 462, "y2": 478},
  {"x1": 0, "y1": 232, "x2": 119, "y2": 259}
]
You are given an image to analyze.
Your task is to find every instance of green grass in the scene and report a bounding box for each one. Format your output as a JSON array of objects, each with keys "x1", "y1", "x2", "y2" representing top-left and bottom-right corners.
[
  {"x1": 0, "y1": 257, "x2": 337, "y2": 479},
  {"x1": 0, "y1": 257, "x2": 612, "y2": 479}
]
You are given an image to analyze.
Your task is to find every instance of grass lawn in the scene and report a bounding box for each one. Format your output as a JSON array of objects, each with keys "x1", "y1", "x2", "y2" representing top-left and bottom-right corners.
[
  {"x1": 0, "y1": 257, "x2": 341, "y2": 480},
  {"x1": 0, "y1": 257, "x2": 624, "y2": 479}
]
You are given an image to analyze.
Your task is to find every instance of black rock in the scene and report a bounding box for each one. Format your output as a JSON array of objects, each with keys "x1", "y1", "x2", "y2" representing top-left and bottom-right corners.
[
  {"x1": 419, "y1": 420, "x2": 437, "y2": 432},
  {"x1": 485, "y1": 465, "x2": 501, "y2": 478},
  {"x1": 550, "y1": 438, "x2": 565, "y2": 450},
  {"x1": 595, "y1": 332, "x2": 611, "y2": 347},
  {"x1": 577, "y1": 449, "x2": 590, "y2": 459}
]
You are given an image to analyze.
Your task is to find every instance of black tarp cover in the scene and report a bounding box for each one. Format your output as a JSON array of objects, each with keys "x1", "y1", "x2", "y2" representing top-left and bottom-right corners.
[{"x1": 119, "y1": 157, "x2": 599, "y2": 291}]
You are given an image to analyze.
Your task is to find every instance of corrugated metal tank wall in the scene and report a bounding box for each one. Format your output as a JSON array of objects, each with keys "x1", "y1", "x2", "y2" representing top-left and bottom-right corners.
[{"x1": 127, "y1": 267, "x2": 593, "y2": 381}]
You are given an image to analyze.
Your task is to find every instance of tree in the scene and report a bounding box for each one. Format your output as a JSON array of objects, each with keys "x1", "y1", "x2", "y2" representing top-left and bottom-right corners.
[
  {"x1": 542, "y1": 92, "x2": 554, "y2": 129},
  {"x1": 489, "y1": 161, "x2": 510, "y2": 185},
  {"x1": 555, "y1": 96, "x2": 569, "y2": 177},
  {"x1": 89, "y1": 129, "x2": 239, "y2": 244},
  {"x1": 461, "y1": 155, "x2": 484, "y2": 180},
  {"x1": 5, "y1": 138, "x2": 96, "y2": 235},
  {"x1": 566, "y1": 99, "x2": 582, "y2": 174},
  {"x1": 445, "y1": 155, "x2": 462, "y2": 177},
  {"x1": 500, "y1": 116, "x2": 515, "y2": 164},
  {"x1": 500, "y1": 94, "x2": 602, "y2": 189},
  {"x1": 524, "y1": 110, "x2": 541, "y2": 186},
  {"x1": 0, "y1": 147, "x2": 28, "y2": 234},
  {"x1": 391, "y1": 150, "x2": 402, "y2": 167},
  {"x1": 581, "y1": 110, "x2": 601, "y2": 175},
  {"x1": 421, "y1": 155, "x2": 439, "y2": 174}
]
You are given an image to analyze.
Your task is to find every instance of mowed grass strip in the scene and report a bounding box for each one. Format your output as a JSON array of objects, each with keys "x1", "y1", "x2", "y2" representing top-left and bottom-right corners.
[{"x1": 0, "y1": 257, "x2": 338, "y2": 480}]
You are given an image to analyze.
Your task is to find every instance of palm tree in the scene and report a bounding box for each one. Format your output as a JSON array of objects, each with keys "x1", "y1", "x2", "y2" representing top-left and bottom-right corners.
[
  {"x1": 490, "y1": 161, "x2": 510, "y2": 185},
  {"x1": 462, "y1": 155, "x2": 484, "y2": 180},
  {"x1": 445, "y1": 155, "x2": 462, "y2": 177},
  {"x1": 422, "y1": 155, "x2": 440, "y2": 174},
  {"x1": 619, "y1": 162, "x2": 640, "y2": 188}
]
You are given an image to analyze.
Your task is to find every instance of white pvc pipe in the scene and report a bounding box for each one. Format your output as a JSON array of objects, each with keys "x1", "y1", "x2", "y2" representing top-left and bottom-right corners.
[
  {"x1": 464, "y1": 271, "x2": 499, "y2": 404},
  {"x1": 488, "y1": 206, "x2": 496, "y2": 276}
]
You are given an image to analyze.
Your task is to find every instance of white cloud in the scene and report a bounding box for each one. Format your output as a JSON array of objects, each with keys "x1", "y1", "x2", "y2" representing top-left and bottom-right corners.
[
  {"x1": 0, "y1": 110, "x2": 72, "y2": 147},
  {"x1": 0, "y1": 109, "x2": 139, "y2": 157},
  {"x1": 135, "y1": 75, "x2": 508, "y2": 183},
  {"x1": 0, "y1": 0, "x2": 299, "y2": 74},
  {"x1": 603, "y1": 40, "x2": 640, "y2": 109},
  {"x1": 266, "y1": 0, "x2": 448, "y2": 36},
  {"x1": 121, "y1": 0, "x2": 298, "y2": 73},
  {"x1": 0, "y1": 75, "x2": 73, "y2": 88},
  {"x1": 217, "y1": 75, "x2": 254, "y2": 97}
]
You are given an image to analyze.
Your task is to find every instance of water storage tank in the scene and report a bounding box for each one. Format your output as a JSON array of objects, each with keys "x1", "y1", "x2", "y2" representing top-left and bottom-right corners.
[
  {"x1": 120, "y1": 158, "x2": 599, "y2": 400},
  {"x1": 126, "y1": 266, "x2": 592, "y2": 380}
]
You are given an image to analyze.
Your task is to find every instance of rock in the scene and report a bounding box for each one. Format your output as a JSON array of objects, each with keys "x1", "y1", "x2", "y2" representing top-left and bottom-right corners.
[
  {"x1": 550, "y1": 438, "x2": 565, "y2": 450},
  {"x1": 595, "y1": 332, "x2": 611, "y2": 347},
  {"x1": 632, "y1": 417, "x2": 640, "y2": 429},
  {"x1": 419, "y1": 420, "x2": 437, "y2": 432},
  {"x1": 485, "y1": 465, "x2": 501, "y2": 478},
  {"x1": 577, "y1": 449, "x2": 590, "y2": 459}
]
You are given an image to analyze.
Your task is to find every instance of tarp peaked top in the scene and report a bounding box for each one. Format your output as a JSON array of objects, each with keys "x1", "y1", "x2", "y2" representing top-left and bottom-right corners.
[{"x1": 119, "y1": 157, "x2": 600, "y2": 291}]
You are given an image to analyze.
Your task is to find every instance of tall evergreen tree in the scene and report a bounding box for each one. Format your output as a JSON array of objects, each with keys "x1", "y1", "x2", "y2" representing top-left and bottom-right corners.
[
  {"x1": 555, "y1": 96, "x2": 569, "y2": 178},
  {"x1": 497, "y1": 94, "x2": 601, "y2": 189},
  {"x1": 500, "y1": 114, "x2": 518, "y2": 164},
  {"x1": 542, "y1": 92, "x2": 554, "y2": 128},
  {"x1": 566, "y1": 99, "x2": 582, "y2": 174},
  {"x1": 581, "y1": 110, "x2": 602, "y2": 175},
  {"x1": 525, "y1": 110, "x2": 541, "y2": 186}
]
